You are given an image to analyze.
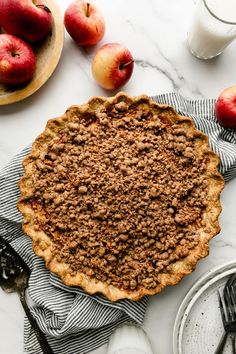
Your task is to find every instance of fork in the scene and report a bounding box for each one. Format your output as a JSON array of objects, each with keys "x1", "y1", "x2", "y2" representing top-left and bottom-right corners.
[
  {"x1": 215, "y1": 274, "x2": 236, "y2": 354},
  {"x1": 0, "y1": 236, "x2": 54, "y2": 354}
]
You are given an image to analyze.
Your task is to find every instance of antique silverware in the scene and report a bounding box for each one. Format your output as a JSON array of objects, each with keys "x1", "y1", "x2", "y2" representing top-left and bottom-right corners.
[
  {"x1": 215, "y1": 274, "x2": 236, "y2": 354},
  {"x1": 0, "y1": 236, "x2": 54, "y2": 354}
]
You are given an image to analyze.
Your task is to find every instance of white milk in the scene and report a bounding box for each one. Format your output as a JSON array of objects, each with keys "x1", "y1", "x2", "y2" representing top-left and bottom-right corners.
[
  {"x1": 107, "y1": 324, "x2": 153, "y2": 354},
  {"x1": 108, "y1": 350, "x2": 148, "y2": 354},
  {"x1": 188, "y1": 0, "x2": 236, "y2": 59}
]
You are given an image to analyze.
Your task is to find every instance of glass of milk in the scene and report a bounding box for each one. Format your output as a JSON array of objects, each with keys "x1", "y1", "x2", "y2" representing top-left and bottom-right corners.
[
  {"x1": 187, "y1": 0, "x2": 236, "y2": 59},
  {"x1": 106, "y1": 323, "x2": 154, "y2": 354}
]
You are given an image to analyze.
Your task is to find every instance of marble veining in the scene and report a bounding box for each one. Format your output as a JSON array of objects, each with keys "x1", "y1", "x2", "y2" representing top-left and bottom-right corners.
[{"x1": 1, "y1": 0, "x2": 236, "y2": 353}]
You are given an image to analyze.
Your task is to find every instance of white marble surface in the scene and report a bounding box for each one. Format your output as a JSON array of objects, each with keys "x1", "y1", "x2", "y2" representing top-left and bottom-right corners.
[{"x1": 1, "y1": 0, "x2": 236, "y2": 353}]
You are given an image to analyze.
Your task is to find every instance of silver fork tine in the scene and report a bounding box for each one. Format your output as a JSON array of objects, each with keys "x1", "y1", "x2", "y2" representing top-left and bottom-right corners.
[
  {"x1": 231, "y1": 282, "x2": 236, "y2": 308},
  {"x1": 225, "y1": 274, "x2": 236, "y2": 307},
  {"x1": 225, "y1": 287, "x2": 235, "y2": 322},
  {"x1": 231, "y1": 284, "x2": 236, "y2": 322},
  {"x1": 226, "y1": 274, "x2": 236, "y2": 288},
  {"x1": 224, "y1": 289, "x2": 234, "y2": 323},
  {"x1": 229, "y1": 285, "x2": 236, "y2": 322},
  {"x1": 225, "y1": 276, "x2": 236, "y2": 322},
  {"x1": 218, "y1": 291, "x2": 227, "y2": 325},
  {"x1": 231, "y1": 276, "x2": 236, "y2": 287}
]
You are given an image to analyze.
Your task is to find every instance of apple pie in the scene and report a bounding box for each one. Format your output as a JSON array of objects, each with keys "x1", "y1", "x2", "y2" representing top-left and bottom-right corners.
[{"x1": 17, "y1": 92, "x2": 224, "y2": 301}]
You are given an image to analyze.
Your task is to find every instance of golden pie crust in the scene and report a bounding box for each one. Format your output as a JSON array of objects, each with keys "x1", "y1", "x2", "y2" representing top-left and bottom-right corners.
[{"x1": 17, "y1": 92, "x2": 224, "y2": 301}]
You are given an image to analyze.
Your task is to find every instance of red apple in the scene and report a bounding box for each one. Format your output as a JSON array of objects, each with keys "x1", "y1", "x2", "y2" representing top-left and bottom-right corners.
[
  {"x1": 0, "y1": 0, "x2": 52, "y2": 42},
  {"x1": 0, "y1": 34, "x2": 36, "y2": 85},
  {"x1": 64, "y1": 0, "x2": 105, "y2": 46},
  {"x1": 91, "y1": 43, "x2": 134, "y2": 90},
  {"x1": 215, "y1": 86, "x2": 236, "y2": 129}
]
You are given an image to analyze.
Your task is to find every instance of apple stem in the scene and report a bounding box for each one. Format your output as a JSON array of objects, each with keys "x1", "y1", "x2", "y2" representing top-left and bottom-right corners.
[
  {"x1": 86, "y1": 3, "x2": 90, "y2": 17},
  {"x1": 119, "y1": 60, "x2": 134, "y2": 70},
  {"x1": 36, "y1": 4, "x2": 51, "y2": 13},
  {"x1": 11, "y1": 52, "x2": 20, "y2": 58}
]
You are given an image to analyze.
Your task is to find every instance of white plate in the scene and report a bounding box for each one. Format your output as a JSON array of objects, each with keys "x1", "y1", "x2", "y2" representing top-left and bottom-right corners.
[{"x1": 173, "y1": 260, "x2": 236, "y2": 354}]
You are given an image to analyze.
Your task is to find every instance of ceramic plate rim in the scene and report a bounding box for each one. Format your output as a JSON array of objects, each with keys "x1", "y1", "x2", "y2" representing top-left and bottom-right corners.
[{"x1": 173, "y1": 259, "x2": 236, "y2": 354}]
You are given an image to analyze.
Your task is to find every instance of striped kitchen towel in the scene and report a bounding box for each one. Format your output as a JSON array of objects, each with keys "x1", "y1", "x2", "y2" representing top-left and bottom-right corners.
[{"x1": 0, "y1": 93, "x2": 236, "y2": 354}]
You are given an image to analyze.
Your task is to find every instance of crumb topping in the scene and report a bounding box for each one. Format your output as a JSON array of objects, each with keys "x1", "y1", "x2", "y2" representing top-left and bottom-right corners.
[{"x1": 29, "y1": 101, "x2": 208, "y2": 291}]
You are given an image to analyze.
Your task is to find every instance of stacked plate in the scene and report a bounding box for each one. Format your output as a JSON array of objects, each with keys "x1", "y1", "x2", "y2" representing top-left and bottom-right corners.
[{"x1": 173, "y1": 260, "x2": 236, "y2": 354}]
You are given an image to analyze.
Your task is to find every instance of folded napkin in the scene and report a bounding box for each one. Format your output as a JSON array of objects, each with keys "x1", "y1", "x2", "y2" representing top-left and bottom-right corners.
[{"x1": 0, "y1": 93, "x2": 236, "y2": 354}]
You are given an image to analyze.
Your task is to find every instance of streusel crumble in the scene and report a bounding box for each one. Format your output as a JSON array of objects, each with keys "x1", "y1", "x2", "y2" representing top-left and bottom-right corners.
[{"x1": 18, "y1": 93, "x2": 224, "y2": 301}]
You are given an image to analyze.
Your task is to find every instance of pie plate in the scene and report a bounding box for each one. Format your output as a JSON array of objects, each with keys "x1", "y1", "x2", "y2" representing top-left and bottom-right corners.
[
  {"x1": 173, "y1": 260, "x2": 236, "y2": 354},
  {"x1": 0, "y1": 0, "x2": 64, "y2": 105}
]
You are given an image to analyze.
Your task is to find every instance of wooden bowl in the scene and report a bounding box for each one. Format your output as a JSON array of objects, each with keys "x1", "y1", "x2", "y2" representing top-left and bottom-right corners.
[{"x1": 0, "y1": 0, "x2": 64, "y2": 106}]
